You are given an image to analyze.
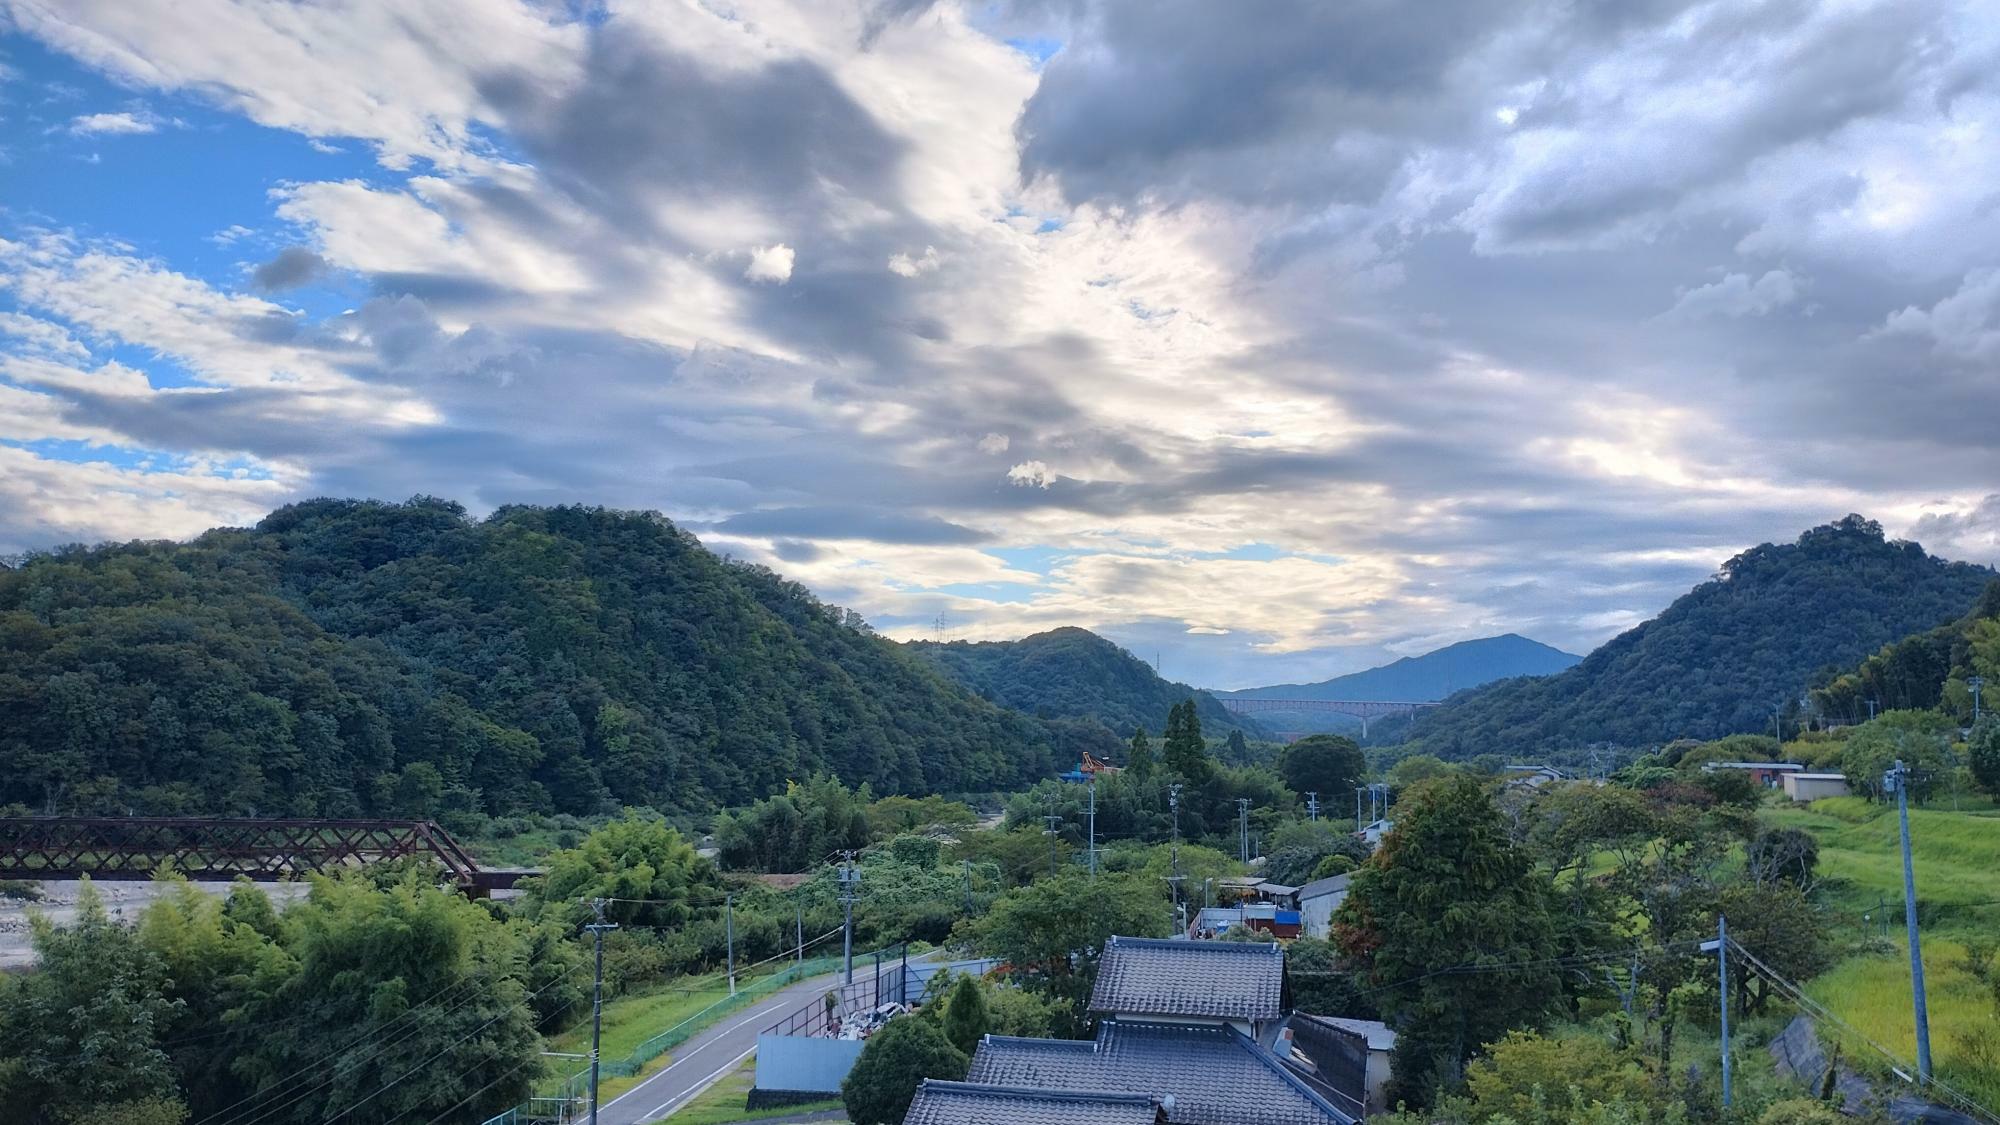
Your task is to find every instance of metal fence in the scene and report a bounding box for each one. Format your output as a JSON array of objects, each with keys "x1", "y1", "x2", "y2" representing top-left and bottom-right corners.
[{"x1": 480, "y1": 942, "x2": 911, "y2": 1125}]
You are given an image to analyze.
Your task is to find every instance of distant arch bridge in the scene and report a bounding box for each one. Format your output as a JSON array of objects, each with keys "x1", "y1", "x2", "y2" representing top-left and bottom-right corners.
[
  {"x1": 1218, "y1": 697, "x2": 1442, "y2": 738},
  {"x1": 0, "y1": 818, "x2": 533, "y2": 897}
]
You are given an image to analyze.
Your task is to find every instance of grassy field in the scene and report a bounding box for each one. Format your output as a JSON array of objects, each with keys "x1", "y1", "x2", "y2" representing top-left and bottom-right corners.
[
  {"x1": 670, "y1": 1057, "x2": 843, "y2": 1125},
  {"x1": 1770, "y1": 796, "x2": 2000, "y2": 1110},
  {"x1": 539, "y1": 977, "x2": 743, "y2": 1101},
  {"x1": 1766, "y1": 796, "x2": 2000, "y2": 938}
]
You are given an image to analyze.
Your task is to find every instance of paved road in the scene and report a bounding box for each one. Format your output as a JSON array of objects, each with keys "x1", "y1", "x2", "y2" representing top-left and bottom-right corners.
[{"x1": 595, "y1": 957, "x2": 906, "y2": 1125}]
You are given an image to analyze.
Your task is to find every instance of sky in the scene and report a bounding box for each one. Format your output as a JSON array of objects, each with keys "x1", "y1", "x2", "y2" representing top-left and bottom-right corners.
[{"x1": 3, "y1": 0, "x2": 2000, "y2": 689}]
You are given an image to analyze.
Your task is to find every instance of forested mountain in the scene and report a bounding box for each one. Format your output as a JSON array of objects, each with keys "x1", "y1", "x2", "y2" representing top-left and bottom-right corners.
[
  {"x1": 905, "y1": 627, "x2": 1260, "y2": 746},
  {"x1": 1226, "y1": 634, "x2": 1580, "y2": 702},
  {"x1": 0, "y1": 498, "x2": 1055, "y2": 818},
  {"x1": 1811, "y1": 579, "x2": 2000, "y2": 724},
  {"x1": 1407, "y1": 516, "x2": 1995, "y2": 755}
]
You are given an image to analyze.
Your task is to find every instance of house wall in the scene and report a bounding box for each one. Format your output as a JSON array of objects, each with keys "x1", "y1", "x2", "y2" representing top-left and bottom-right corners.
[
  {"x1": 1300, "y1": 888, "x2": 1348, "y2": 940},
  {"x1": 1783, "y1": 774, "x2": 1852, "y2": 802},
  {"x1": 1365, "y1": 1047, "x2": 1393, "y2": 1114}
]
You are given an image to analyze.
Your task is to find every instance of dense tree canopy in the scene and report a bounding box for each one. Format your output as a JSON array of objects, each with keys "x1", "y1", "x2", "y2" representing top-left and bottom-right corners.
[
  {"x1": 713, "y1": 774, "x2": 875, "y2": 872},
  {"x1": 841, "y1": 1016, "x2": 967, "y2": 1125},
  {"x1": 1335, "y1": 776, "x2": 1558, "y2": 1105},
  {"x1": 905, "y1": 627, "x2": 1259, "y2": 750},
  {"x1": 0, "y1": 498, "x2": 1056, "y2": 817},
  {"x1": 1410, "y1": 518, "x2": 1994, "y2": 754},
  {"x1": 1277, "y1": 734, "x2": 1366, "y2": 804}
]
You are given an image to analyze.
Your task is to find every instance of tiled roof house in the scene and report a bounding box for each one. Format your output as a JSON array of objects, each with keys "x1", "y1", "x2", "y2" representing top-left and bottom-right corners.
[
  {"x1": 900, "y1": 936, "x2": 1352, "y2": 1125},
  {"x1": 905, "y1": 1080, "x2": 1166, "y2": 1125}
]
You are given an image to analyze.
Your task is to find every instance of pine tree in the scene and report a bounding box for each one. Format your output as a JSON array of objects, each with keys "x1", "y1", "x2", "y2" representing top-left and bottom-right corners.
[
  {"x1": 941, "y1": 974, "x2": 990, "y2": 1055},
  {"x1": 1127, "y1": 726, "x2": 1154, "y2": 780},
  {"x1": 1162, "y1": 700, "x2": 1212, "y2": 783}
]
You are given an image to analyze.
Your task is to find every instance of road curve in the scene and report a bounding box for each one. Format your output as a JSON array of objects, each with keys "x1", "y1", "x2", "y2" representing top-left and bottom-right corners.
[{"x1": 594, "y1": 957, "x2": 904, "y2": 1125}]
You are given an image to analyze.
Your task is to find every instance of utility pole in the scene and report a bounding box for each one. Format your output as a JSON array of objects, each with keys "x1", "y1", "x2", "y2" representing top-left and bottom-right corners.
[
  {"x1": 585, "y1": 898, "x2": 618, "y2": 1125},
  {"x1": 1041, "y1": 811, "x2": 1064, "y2": 874},
  {"x1": 1717, "y1": 915, "x2": 1732, "y2": 1109},
  {"x1": 1353, "y1": 787, "x2": 1364, "y2": 831},
  {"x1": 1087, "y1": 779, "x2": 1099, "y2": 877},
  {"x1": 725, "y1": 893, "x2": 736, "y2": 996},
  {"x1": 1869, "y1": 698, "x2": 1879, "y2": 722},
  {"x1": 1972, "y1": 675, "x2": 1985, "y2": 725},
  {"x1": 1306, "y1": 791, "x2": 1319, "y2": 822},
  {"x1": 1886, "y1": 759, "x2": 1934, "y2": 1082},
  {"x1": 795, "y1": 898, "x2": 804, "y2": 972},
  {"x1": 838, "y1": 852, "x2": 859, "y2": 985},
  {"x1": 1237, "y1": 798, "x2": 1251, "y2": 862},
  {"x1": 962, "y1": 859, "x2": 975, "y2": 912},
  {"x1": 1773, "y1": 703, "x2": 1784, "y2": 747},
  {"x1": 1166, "y1": 784, "x2": 1185, "y2": 927}
]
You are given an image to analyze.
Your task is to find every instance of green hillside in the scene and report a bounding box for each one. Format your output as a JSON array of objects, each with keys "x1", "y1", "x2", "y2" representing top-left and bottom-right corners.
[
  {"x1": 0, "y1": 498, "x2": 1055, "y2": 818},
  {"x1": 1811, "y1": 581, "x2": 2000, "y2": 725},
  {"x1": 1410, "y1": 516, "x2": 1995, "y2": 755},
  {"x1": 906, "y1": 626, "x2": 1260, "y2": 747}
]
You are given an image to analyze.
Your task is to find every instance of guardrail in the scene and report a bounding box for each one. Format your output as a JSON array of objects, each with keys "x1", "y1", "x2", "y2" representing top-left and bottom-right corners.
[{"x1": 480, "y1": 942, "x2": 909, "y2": 1125}]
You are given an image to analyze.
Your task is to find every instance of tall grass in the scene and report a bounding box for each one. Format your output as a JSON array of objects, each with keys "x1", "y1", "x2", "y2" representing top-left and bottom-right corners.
[
  {"x1": 1766, "y1": 799, "x2": 2000, "y2": 937},
  {"x1": 1805, "y1": 939, "x2": 2000, "y2": 1112}
]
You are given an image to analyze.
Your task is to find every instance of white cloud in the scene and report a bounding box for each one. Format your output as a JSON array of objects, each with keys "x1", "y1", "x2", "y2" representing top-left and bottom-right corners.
[
  {"x1": 976, "y1": 432, "x2": 1009, "y2": 454},
  {"x1": 744, "y1": 244, "x2": 795, "y2": 284},
  {"x1": 1006, "y1": 460, "x2": 1055, "y2": 488},
  {"x1": 1880, "y1": 268, "x2": 2000, "y2": 362},
  {"x1": 888, "y1": 246, "x2": 941, "y2": 277},
  {"x1": 66, "y1": 110, "x2": 157, "y2": 136}
]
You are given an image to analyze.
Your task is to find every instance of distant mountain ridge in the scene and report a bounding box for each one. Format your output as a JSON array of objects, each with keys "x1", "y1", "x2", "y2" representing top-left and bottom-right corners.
[
  {"x1": 905, "y1": 627, "x2": 1261, "y2": 746},
  {"x1": 1409, "y1": 515, "x2": 1997, "y2": 755},
  {"x1": 1223, "y1": 634, "x2": 1581, "y2": 703}
]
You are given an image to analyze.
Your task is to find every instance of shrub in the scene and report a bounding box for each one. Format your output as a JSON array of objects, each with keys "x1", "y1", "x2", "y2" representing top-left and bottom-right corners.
[{"x1": 840, "y1": 1016, "x2": 967, "y2": 1125}]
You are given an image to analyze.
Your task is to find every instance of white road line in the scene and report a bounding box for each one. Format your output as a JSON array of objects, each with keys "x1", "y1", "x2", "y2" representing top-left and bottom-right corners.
[
  {"x1": 643, "y1": 1044, "x2": 757, "y2": 1121},
  {"x1": 598, "y1": 987, "x2": 830, "y2": 1112}
]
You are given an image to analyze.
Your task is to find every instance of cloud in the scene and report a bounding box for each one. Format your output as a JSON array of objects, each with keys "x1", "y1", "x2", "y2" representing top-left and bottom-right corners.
[
  {"x1": 1007, "y1": 460, "x2": 1056, "y2": 488},
  {"x1": 251, "y1": 246, "x2": 329, "y2": 291},
  {"x1": 7, "y1": 0, "x2": 2000, "y2": 683},
  {"x1": 744, "y1": 244, "x2": 795, "y2": 284},
  {"x1": 66, "y1": 110, "x2": 158, "y2": 135},
  {"x1": 1668, "y1": 270, "x2": 1800, "y2": 320},
  {"x1": 716, "y1": 506, "x2": 988, "y2": 545},
  {"x1": 889, "y1": 246, "x2": 941, "y2": 277}
]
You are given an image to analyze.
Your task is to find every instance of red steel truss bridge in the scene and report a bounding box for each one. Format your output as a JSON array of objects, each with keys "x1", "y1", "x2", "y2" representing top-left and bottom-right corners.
[
  {"x1": 1218, "y1": 696, "x2": 1441, "y2": 737},
  {"x1": 0, "y1": 817, "x2": 532, "y2": 896}
]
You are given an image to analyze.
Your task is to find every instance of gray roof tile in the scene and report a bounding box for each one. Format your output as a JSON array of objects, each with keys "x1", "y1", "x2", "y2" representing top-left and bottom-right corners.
[
  {"x1": 904, "y1": 1080, "x2": 1161, "y2": 1125},
  {"x1": 1090, "y1": 936, "x2": 1284, "y2": 1022},
  {"x1": 968, "y1": 1019, "x2": 1351, "y2": 1125}
]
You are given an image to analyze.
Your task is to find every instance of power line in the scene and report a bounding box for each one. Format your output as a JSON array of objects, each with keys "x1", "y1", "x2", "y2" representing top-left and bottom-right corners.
[{"x1": 195, "y1": 973, "x2": 498, "y2": 1125}]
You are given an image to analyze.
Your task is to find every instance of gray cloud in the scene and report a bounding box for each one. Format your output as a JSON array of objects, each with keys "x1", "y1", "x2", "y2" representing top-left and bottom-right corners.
[{"x1": 251, "y1": 246, "x2": 328, "y2": 291}]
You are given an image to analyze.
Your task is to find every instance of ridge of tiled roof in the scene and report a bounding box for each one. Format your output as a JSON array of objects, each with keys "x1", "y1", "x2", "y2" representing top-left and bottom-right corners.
[
  {"x1": 1089, "y1": 935, "x2": 1284, "y2": 1021},
  {"x1": 905, "y1": 1079, "x2": 1161, "y2": 1125},
  {"x1": 968, "y1": 1018, "x2": 1350, "y2": 1125}
]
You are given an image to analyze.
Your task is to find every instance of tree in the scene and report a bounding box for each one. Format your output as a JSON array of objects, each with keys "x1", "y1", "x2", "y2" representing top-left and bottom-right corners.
[
  {"x1": 714, "y1": 775, "x2": 876, "y2": 873},
  {"x1": 840, "y1": 1016, "x2": 967, "y2": 1125},
  {"x1": 236, "y1": 872, "x2": 544, "y2": 1124},
  {"x1": 941, "y1": 973, "x2": 990, "y2": 1055},
  {"x1": 1278, "y1": 735, "x2": 1366, "y2": 805},
  {"x1": 1334, "y1": 777, "x2": 1557, "y2": 1106},
  {"x1": 1388, "y1": 754, "x2": 1454, "y2": 788},
  {"x1": 0, "y1": 882, "x2": 184, "y2": 1125},
  {"x1": 528, "y1": 810, "x2": 719, "y2": 929},
  {"x1": 1970, "y1": 720, "x2": 2000, "y2": 795},
  {"x1": 1840, "y1": 711, "x2": 1957, "y2": 802},
  {"x1": 1224, "y1": 728, "x2": 1250, "y2": 760},
  {"x1": 1464, "y1": 1031, "x2": 1647, "y2": 1122},
  {"x1": 1162, "y1": 700, "x2": 1212, "y2": 783},
  {"x1": 968, "y1": 872, "x2": 1170, "y2": 1035},
  {"x1": 1128, "y1": 726, "x2": 1154, "y2": 780},
  {"x1": 1715, "y1": 882, "x2": 1829, "y2": 1015}
]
